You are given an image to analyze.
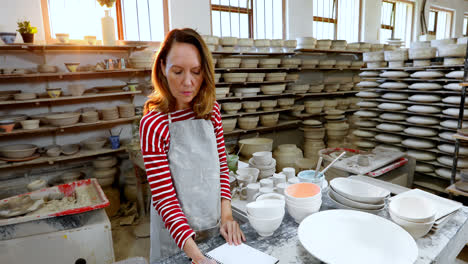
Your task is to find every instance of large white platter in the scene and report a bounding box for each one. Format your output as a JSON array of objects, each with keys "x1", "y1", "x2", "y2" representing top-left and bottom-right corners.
[{"x1": 298, "y1": 209, "x2": 418, "y2": 264}]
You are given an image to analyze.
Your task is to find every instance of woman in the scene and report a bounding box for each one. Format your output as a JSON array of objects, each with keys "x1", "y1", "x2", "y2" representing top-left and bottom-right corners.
[{"x1": 139, "y1": 28, "x2": 245, "y2": 264}]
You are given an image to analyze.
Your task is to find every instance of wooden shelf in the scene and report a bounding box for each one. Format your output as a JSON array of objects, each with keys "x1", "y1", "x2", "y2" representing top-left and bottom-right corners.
[
  {"x1": 0, "y1": 147, "x2": 126, "y2": 170},
  {"x1": 461, "y1": 83, "x2": 468, "y2": 87},
  {"x1": 0, "y1": 116, "x2": 140, "y2": 137},
  {"x1": 0, "y1": 68, "x2": 151, "y2": 80},
  {"x1": 363, "y1": 106, "x2": 468, "y2": 121},
  {"x1": 361, "y1": 64, "x2": 464, "y2": 71},
  {"x1": 297, "y1": 91, "x2": 358, "y2": 97},
  {"x1": 415, "y1": 171, "x2": 452, "y2": 181},
  {"x1": 369, "y1": 88, "x2": 461, "y2": 95},
  {"x1": 361, "y1": 77, "x2": 462, "y2": 83},
  {"x1": 215, "y1": 67, "x2": 299, "y2": 72},
  {"x1": 359, "y1": 127, "x2": 452, "y2": 143},
  {"x1": 212, "y1": 51, "x2": 295, "y2": 56},
  {"x1": 367, "y1": 118, "x2": 457, "y2": 132},
  {"x1": 217, "y1": 93, "x2": 296, "y2": 101},
  {"x1": 413, "y1": 180, "x2": 449, "y2": 194},
  {"x1": 224, "y1": 120, "x2": 300, "y2": 136},
  {"x1": 0, "y1": 91, "x2": 141, "y2": 107},
  {"x1": 0, "y1": 44, "x2": 148, "y2": 52},
  {"x1": 216, "y1": 80, "x2": 295, "y2": 86},
  {"x1": 221, "y1": 108, "x2": 293, "y2": 118},
  {"x1": 367, "y1": 137, "x2": 462, "y2": 157},
  {"x1": 295, "y1": 48, "x2": 363, "y2": 54}
]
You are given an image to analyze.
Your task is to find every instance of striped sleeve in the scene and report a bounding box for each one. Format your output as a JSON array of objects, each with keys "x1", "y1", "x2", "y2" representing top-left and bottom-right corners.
[
  {"x1": 212, "y1": 102, "x2": 232, "y2": 200},
  {"x1": 139, "y1": 111, "x2": 195, "y2": 250}
]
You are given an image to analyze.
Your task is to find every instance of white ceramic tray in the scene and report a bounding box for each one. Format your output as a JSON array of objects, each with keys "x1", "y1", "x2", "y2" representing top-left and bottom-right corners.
[
  {"x1": 331, "y1": 148, "x2": 405, "y2": 175},
  {"x1": 298, "y1": 209, "x2": 418, "y2": 264}
]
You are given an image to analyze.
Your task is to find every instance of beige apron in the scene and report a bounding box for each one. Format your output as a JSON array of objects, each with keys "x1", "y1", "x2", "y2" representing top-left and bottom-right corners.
[{"x1": 150, "y1": 113, "x2": 221, "y2": 262}]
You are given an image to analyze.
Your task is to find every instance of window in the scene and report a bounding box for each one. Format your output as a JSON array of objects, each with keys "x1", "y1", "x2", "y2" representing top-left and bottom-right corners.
[
  {"x1": 380, "y1": 0, "x2": 414, "y2": 47},
  {"x1": 427, "y1": 6, "x2": 453, "y2": 39},
  {"x1": 211, "y1": 0, "x2": 284, "y2": 39},
  {"x1": 312, "y1": 0, "x2": 361, "y2": 43},
  {"x1": 463, "y1": 14, "x2": 468, "y2": 36},
  {"x1": 43, "y1": 0, "x2": 167, "y2": 43}
]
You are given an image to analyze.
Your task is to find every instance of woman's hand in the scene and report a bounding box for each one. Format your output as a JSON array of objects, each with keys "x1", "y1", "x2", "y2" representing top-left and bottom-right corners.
[
  {"x1": 220, "y1": 199, "x2": 246, "y2": 245},
  {"x1": 220, "y1": 217, "x2": 246, "y2": 245}
]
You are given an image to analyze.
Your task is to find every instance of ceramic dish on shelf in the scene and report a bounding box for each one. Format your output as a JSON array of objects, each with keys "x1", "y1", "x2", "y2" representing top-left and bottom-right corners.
[
  {"x1": 408, "y1": 83, "x2": 442, "y2": 90},
  {"x1": 438, "y1": 155, "x2": 468, "y2": 168},
  {"x1": 353, "y1": 130, "x2": 376, "y2": 138},
  {"x1": 376, "y1": 123, "x2": 406, "y2": 132},
  {"x1": 443, "y1": 83, "x2": 462, "y2": 91},
  {"x1": 402, "y1": 138, "x2": 435, "y2": 149},
  {"x1": 410, "y1": 71, "x2": 444, "y2": 79},
  {"x1": 380, "y1": 113, "x2": 407, "y2": 121},
  {"x1": 61, "y1": 144, "x2": 80, "y2": 156},
  {"x1": 442, "y1": 96, "x2": 465, "y2": 105},
  {"x1": 381, "y1": 93, "x2": 408, "y2": 100},
  {"x1": 355, "y1": 120, "x2": 378, "y2": 128},
  {"x1": 408, "y1": 94, "x2": 441, "y2": 103},
  {"x1": 443, "y1": 108, "x2": 468, "y2": 117},
  {"x1": 356, "y1": 101, "x2": 378, "y2": 108},
  {"x1": 379, "y1": 82, "x2": 408, "y2": 89},
  {"x1": 437, "y1": 144, "x2": 468, "y2": 155},
  {"x1": 439, "y1": 132, "x2": 455, "y2": 141},
  {"x1": 356, "y1": 91, "x2": 380, "y2": 98},
  {"x1": 406, "y1": 116, "x2": 439, "y2": 125},
  {"x1": 379, "y1": 71, "x2": 409, "y2": 78},
  {"x1": 407, "y1": 105, "x2": 441, "y2": 114},
  {"x1": 0, "y1": 144, "x2": 38, "y2": 159},
  {"x1": 404, "y1": 127, "x2": 437, "y2": 137},
  {"x1": 440, "y1": 119, "x2": 468, "y2": 129},
  {"x1": 375, "y1": 133, "x2": 403, "y2": 144},
  {"x1": 406, "y1": 150, "x2": 436, "y2": 161},
  {"x1": 377, "y1": 103, "x2": 406, "y2": 111},
  {"x1": 415, "y1": 163, "x2": 435, "y2": 173},
  {"x1": 46, "y1": 112, "x2": 81, "y2": 126}
]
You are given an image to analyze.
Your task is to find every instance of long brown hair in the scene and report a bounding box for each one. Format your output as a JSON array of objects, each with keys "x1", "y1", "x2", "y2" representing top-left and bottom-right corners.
[{"x1": 143, "y1": 28, "x2": 215, "y2": 120}]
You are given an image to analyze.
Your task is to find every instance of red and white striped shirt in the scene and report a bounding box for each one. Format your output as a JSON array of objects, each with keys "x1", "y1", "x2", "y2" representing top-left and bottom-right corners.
[{"x1": 139, "y1": 101, "x2": 231, "y2": 250}]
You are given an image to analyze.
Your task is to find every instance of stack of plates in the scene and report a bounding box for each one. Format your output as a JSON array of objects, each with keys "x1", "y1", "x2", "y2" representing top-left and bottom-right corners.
[
  {"x1": 101, "y1": 107, "x2": 119, "y2": 120},
  {"x1": 328, "y1": 178, "x2": 389, "y2": 213},
  {"x1": 118, "y1": 104, "x2": 135, "y2": 118}
]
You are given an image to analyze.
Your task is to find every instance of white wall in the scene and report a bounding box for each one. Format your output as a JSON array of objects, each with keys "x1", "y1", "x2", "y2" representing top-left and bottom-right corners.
[
  {"x1": 0, "y1": 0, "x2": 46, "y2": 43},
  {"x1": 361, "y1": 0, "x2": 382, "y2": 43},
  {"x1": 167, "y1": 0, "x2": 212, "y2": 35}
]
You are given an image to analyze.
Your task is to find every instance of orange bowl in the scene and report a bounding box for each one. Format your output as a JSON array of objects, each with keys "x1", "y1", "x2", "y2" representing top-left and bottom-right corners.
[{"x1": 285, "y1": 182, "x2": 321, "y2": 198}]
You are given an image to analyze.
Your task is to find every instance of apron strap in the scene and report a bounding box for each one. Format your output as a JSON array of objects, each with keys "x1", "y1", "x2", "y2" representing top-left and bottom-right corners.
[{"x1": 167, "y1": 113, "x2": 172, "y2": 124}]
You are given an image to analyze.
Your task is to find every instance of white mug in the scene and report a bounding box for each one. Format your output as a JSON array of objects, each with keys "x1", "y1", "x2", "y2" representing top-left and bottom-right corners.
[
  {"x1": 260, "y1": 178, "x2": 274, "y2": 188},
  {"x1": 275, "y1": 182, "x2": 288, "y2": 195},
  {"x1": 236, "y1": 174, "x2": 253, "y2": 188},
  {"x1": 272, "y1": 173, "x2": 286, "y2": 186},
  {"x1": 282, "y1": 167, "x2": 296, "y2": 180},
  {"x1": 240, "y1": 183, "x2": 261, "y2": 201}
]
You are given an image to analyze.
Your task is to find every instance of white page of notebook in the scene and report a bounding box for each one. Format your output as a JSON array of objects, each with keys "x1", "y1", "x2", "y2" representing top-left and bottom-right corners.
[{"x1": 207, "y1": 243, "x2": 278, "y2": 264}]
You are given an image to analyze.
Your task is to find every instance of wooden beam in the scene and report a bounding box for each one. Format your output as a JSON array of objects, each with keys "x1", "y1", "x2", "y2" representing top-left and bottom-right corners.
[
  {"x1": 211, "y1": 4, "x2": 251, "y2": 14},
  {"x1": 115, "y1": 0, "x2": 125, "y2": 40},
  {"x1": 313, "y1": 17, "x2": 337, "y2": 24}
]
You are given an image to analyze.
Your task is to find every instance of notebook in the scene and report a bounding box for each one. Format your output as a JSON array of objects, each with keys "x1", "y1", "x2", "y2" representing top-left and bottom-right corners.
[{"x1": 205, "y1": 243, "x2": 278, "y2": 264}]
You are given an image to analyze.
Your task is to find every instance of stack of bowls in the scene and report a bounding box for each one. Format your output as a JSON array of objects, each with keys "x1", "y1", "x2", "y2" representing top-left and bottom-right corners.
[
  {"x1": 93, "y1": 155, "x2": 118, "y2": 187},
  {"x1": 331, "y1": 40, "x2": 347, "y2": 50},
  {"x1": 277, "y1": 98, "x2": 295, "y2": 109},
  {"x1": 260, "y1": 113, "x2": 279, "y2": 127},
  {"x1": 363, "y1": 51, "x2": 386, "y2": 68},
  {"x1": 218, "y1": 58, "x2": 241, "y2": 68},
  {"x1": 246, "y1": 199, "x2": 285, "y2": 236},
  {"x1": 118, "y1": 104, "x2": 135, "y2": 118},
  {"x1": 304, "y1": 100, "x2": 324, "y2": 115},
  {"x1": 316, "y1": 39, "x2": 332, "y2": 49},
  {"x1": 254, "y1": 39, "x2": 270, "y2": 53},
  {"x1": 222, "y1": 118, "x2": 237, "y2": 132},
  {"x1": 260, "y1": 99, "x2": 277, "y2": 111},
  {"x1": 328, "y1": 178, "x2": 388, "y2": 213},
  {"x1": 241, "y1": 58, "x2": 259, "y2": 68},
  {"x1": 236, "y1": 38, "x2": 254, "y2": 52},
  {"x1": 219, "y1": 37, "x2": 238, "y2": 52},
  {"x1": 296, "y1": 37, "x2": 316, "y2": 49},
  {"x1": 301, "y1": 120, "x2": 325, "y2": 163},
  {"x1": 259, "y1": 58, "x2": 281, "y2": 68},
  {"x1": 389, "y1": 196, "x2": 436, "y2": 239},
  {"x1": 249, "y1": 151, "x2": 276, "y2": 179},
  {"x1": 273, "y1": 144, "x2": 303, "y2": 171},
  {"x1": 284, "y1": 183, "x2": 322, "y2": 223},
  {"x1": 202, "y1": 35, "x2": 219, "y2": 52},
  {"x1": 236, "y1": 167, "x2": 260, "y2": 186},
  {"x1": 82, "y1": 111, "x2": 99, "y2": 123},
  {"x1": 238, "y1": 137, "x2": 273, "y2": 159},
  {"x1": 242, "y1": 101, "x2": 260, "y2": 113},
  {"x1": 101, "y1": 107, "x2": 119, "y2": 120},
  {"x1": 222, "y1": 102, "x2": 242, "y2": 114},
  {"x1": 325, "y1": 119, "x2": 349, "y2": 148},
  {"x1": 129, "y1": 50, "x2": 155, "y2": 69}
]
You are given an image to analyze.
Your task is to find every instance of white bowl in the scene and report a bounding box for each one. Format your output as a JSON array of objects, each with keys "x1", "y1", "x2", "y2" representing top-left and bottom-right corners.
[
  {"x1": 247, "y1": 212, "x2": 284, "y2": 236},
  {"x1": 329, "y1": 188, "x2": 385, "y2": 210},
  {"x1": 389, "y1": 196, "x2": 436, "y2": 223},
  {"x1": 330, "y1": 177, "x2": 390, "y2": 204},
  {"x1": 252, "y1": 151, "x2": 273, "y2": 165},
  {"x1": 284, "y1": 182, "x2": 322, "y2": 204},
  {"x1": 286, "y1": 199, "x2": 321, "y2": 223},
  {"x1": 246, "y1": 200, "x2": 285, "y2": 219},
  {"x1": 389, "y1": 210, "x2": 434, "y2": 239},
  {"x1": 237, "y1": 167, "x2": 260, "y2": 183},
  {"x1": 256, "y1": 193, "x2": 285, "y2": 202}
]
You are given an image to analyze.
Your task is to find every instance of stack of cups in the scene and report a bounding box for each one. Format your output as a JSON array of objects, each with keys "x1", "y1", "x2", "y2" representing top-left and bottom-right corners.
[
  {"x1": 249, "y1": 151, "x2": 276, "y2": 179},
  {"x1": 302, "y1": 119, "x2": 326, "y2": 163}
]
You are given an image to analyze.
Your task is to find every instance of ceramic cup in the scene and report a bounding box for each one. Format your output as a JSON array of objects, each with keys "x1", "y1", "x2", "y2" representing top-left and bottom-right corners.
[
  {"x1": 240, "y1": 183, "x2": 261, "y2": 201},
  {"x1": 258, "y1": 187, "x2": 274, "y2": 196},
  {"x1": 260, "y1": 178, "x2": 274, "y2": 188},
  {"x1": 109, "y1": 135, "x2": 120, "y2": 149},
  {"x1": 297, "y1": 170, "x2": 324, "y2": 187},
  {"x1": 272, "y1": 173, "x2": 286, "y2": 186},
  {"x1": 275, "y1": 182, "x2": 288, "y2": 195},
  {"x1": 282, "y1": 167, "x2": 296, "y2": 180},
  {"x1": 237, "y1": 174, "x2": 254, "y2": 188}
]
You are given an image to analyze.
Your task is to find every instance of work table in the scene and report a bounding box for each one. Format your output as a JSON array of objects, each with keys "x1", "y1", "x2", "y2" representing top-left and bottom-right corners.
[{"x1": 153, "y1": 190, "x2": 468, "y2": 264}]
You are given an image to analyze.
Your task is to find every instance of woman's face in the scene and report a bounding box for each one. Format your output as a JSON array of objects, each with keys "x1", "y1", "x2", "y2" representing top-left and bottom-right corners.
[{"x1": 163, "y1": 42, "x2": 203, "y2": 110}]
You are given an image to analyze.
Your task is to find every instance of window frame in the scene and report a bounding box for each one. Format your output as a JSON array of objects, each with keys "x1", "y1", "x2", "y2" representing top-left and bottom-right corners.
[
  {"x1": 41, "y1": 0, "x2": 169, "y2": 43},
  {"x1": 210, "y1": 0, "x2": 286, "y2": 39},
  {"x1": 379, "y1": 0, "x2": 414, "y2": 44},
  {"x1": 464, "y1": 13, "x2": 468, "y2": 36},
  {"x1": 312, "y1": 0, "x2": 362, "y2": 41},
  {"x1": 427, "y1": 6, "x2": 453, "y2": 39}
]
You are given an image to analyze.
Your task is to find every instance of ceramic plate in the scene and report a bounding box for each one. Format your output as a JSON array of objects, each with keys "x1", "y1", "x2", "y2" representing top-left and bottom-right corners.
[
  {"x1": 298, "y1": 209, "x2": 418, "y2": 264},
  {"x1": 408, "y1": 83, "x2": 442, "y2": 90},
  {"x1": 439, "y1": 132, "x2": 455, "y2": 141},
  {"x1": 406, "y1": 116, "x2": 439, "y2": 125},
  {"x1": 408, "y1": 94, "x2": 441, "y2": 103},
  {"x1": 377, "y1": 123, "x2": 406, "y2": 132},
  {"x1": 379, "y1": 82, "x2": 408, "y2": 89},
  {"x1": 375, "y1": 133, "x2": 403, "y2": 143},
  {"x1": 402, "y1": 138, "x2": 435, "y2": 149},
  {"x1": 380, "y1": 113, "x2": 407, "y2": 121},
  {"x1": 406, "y1": 150, "x2": 436, "y2": 161},
  {"x1": 407, "y1": 105, "x2": 441, "y2": 114},
  {"x1": 435, "y1": 168, "x2": 460, "y2": 180},
  {"x1": 329, "y1": 188, "x2": 385, "y2": 210},
  {"x1": 378, "y1": 103, "x2": 407, "y2": 111},
  {"x1": 381, "y1": 93, "x2": 409, "y2": 100},
  {"x1": 330, "y1": 177, "x2": 390, "y2": 204},
  {"x1": 404, "y1": 127, "x2": 437, "y2": 137}
]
